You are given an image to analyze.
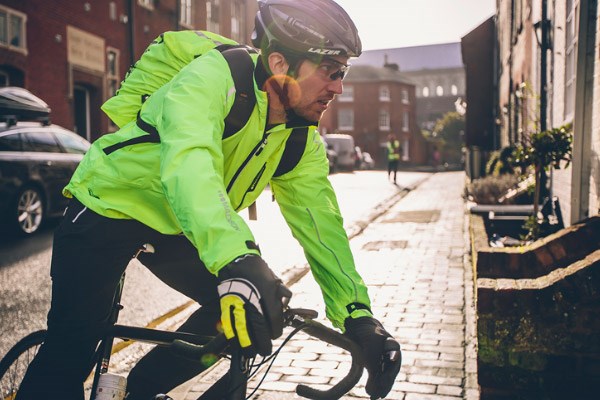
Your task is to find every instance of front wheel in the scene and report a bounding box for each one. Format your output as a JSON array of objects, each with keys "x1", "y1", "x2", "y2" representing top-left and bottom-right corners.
[{"x1": 0, "y1": 330, "x2": 46, "y2": 399}]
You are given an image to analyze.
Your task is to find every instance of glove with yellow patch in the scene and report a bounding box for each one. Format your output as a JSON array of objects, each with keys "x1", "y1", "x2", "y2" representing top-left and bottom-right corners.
[{"x1": 217, "y1": 254, "x2": 291, "y2": 357}]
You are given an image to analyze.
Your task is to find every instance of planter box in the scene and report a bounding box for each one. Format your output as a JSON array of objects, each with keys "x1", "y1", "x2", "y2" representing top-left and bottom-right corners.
[{"x1": 470, "y1": 215, "x2": 600, "y2": 399}]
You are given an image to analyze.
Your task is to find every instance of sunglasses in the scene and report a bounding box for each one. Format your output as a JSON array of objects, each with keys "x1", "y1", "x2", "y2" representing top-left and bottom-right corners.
[{"x1": 311, "y1": 58, "x2": 350, "y2": 81}]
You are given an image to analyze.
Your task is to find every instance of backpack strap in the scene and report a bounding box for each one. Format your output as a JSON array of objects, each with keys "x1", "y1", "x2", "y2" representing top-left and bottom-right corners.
[
  {"x1": 273, "y1": 127, "x2": 309, "y2": 177},
  {"x1": 219, "y1": 46, "x2": 257, "y2": 139},
  {"x1": 103, "y1": 46, "x2": 256, "y2": 155}
]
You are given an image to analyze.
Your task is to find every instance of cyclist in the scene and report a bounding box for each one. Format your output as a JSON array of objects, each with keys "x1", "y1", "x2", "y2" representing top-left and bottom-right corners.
[{"x1": 16, "y1": 1, "x2": 401, "y2": 399}]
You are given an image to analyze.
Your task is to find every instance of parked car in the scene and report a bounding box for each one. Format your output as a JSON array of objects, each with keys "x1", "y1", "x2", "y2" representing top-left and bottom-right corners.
[
  {"x1": 321, "y1": 134, "x2": 338, "y2": 173},
  {"x1": 0, "y1": 121, "x2": 91, "y2": 235},
  {"x1": 324, "y1": 133, "x2": 356, "y2": 171},
  {"x1": 353, "y1": 146, "x2": 375, "y2": 170}
]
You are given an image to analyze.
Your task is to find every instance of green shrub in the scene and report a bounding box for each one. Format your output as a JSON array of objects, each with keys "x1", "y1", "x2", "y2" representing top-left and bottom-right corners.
[{"x1": 465, "y1": 174, "x2": 520, "y2": 204}]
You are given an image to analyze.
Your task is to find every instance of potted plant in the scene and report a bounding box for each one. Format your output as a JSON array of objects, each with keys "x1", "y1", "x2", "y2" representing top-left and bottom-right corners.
[{"x1": 512, "y1": 123, "x2": 573, "y2": 240}]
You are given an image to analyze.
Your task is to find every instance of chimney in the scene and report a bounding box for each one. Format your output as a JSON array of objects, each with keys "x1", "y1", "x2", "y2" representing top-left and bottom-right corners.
[{"x1": 383, "y1": 53, "x2": 399, "y2": 71}]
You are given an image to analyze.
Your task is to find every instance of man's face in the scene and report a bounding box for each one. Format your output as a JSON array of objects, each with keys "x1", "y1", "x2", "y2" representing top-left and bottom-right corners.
[{"x1": 291, "y1": 56, "x2": 350, "y2": 122}]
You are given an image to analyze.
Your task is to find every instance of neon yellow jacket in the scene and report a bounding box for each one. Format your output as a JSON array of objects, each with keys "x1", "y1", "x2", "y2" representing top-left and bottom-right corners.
[
  {"x1": 64, "y1": 49, "x2": 372, "y2": 329},
  {"x1": 387, "y1": 139, "x2": 401, "y2": 161}
]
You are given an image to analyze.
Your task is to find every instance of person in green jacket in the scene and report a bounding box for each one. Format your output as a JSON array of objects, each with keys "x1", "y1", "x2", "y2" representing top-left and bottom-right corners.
[
  {"x1": 16, "y1": 1, "x2": 401, "y2": 399},
  {"x1": 387, "y1": 133, "x2": 402, "y2": 184}
]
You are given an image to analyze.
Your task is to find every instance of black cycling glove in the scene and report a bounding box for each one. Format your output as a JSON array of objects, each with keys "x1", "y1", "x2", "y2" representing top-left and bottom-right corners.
[
  {"x1": 344, "y1": 316, "x2": 402, "y2": 399},
  {"x1": 217, "y1": 254, "x2": 291, "y2": 357}
]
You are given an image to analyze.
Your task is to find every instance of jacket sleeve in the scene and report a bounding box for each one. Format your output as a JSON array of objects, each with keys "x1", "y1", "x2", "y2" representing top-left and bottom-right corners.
[
  {"x1": 146, "y1": 51, "x2": 259, "y2": 274},
  {"x1": 270, "y1": 129, "x2": 372, "y2": 330}
]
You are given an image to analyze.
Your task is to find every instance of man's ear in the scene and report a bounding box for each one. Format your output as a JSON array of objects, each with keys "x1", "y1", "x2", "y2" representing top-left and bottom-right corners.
[{"x1": 267, "y1": 52, "x2": 290, "y2": 76}]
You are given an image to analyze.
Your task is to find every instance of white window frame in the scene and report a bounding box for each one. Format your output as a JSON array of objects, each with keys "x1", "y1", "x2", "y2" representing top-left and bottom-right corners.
[
  {"x1": 451, "y1": 84, "x2": 458, "y2": 96},
  {"x1": 230, "y1": 0, "x2": 246, "y2": 43},
  {"x1": 422, "y1": 86, "x2": 430, "y2": 97},
  {"x1": 0, "y1": 5, "x2": 27, "y2": 54},
  {"x1": 402, "y1": 111, "x2": 409, "y2": 132},
  {"x1": 180, "y1": 0, "x2": 193, "y2": 28},
  {"x1": 436, "y1": 85, "x2": 444, "y2": 96},
  {"x1": 206, "y1": 0, "x2": 220, "y2": 34},
  {"x1": 401, "y1": 89, "x2": 409, "y2": 104},
  {"x1": 379, "y1": 85, "x2": 390, "y2": 102},
  {"x1": 378, "y1": 109, "x2": 390, "y2": 131},
  {"x1": 138, "y1": 0, "x2": 154, "y2": 10},
  {"x1": 338, "y1": 85, "x2": 354, "y2": 102},
  {"x1": 564, "y1": 0, "x2": 578, "y2": 119},
  {"x1": 338, "y1": 108, "x2": 354, "y2": 131}
]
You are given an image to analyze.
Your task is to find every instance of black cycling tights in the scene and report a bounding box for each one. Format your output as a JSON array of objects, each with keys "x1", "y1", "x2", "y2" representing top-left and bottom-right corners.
[{"x1": 16, "y1": 198, "x2": 221, "y2": 400}]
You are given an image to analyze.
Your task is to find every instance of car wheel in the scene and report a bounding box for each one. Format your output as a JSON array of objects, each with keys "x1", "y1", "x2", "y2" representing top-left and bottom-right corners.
[{"x1": 13, "y1": 186, "x2": 45, "y2": 235}]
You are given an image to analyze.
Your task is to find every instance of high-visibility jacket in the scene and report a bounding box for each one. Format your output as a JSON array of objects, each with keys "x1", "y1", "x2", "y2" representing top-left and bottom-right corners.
[
  {"x1": 64, "y1": 49, "x2": 372, "y2": 329},
  {"x1": 387, "y1": 139, "x2": 401, "y2": 161}
]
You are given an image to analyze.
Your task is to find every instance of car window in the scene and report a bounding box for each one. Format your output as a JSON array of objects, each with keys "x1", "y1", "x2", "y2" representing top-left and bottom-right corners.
[
  {"x1": 0, "y1": 132, "x2": 22, "y2": 151},
  {"x1": 54, "y1": 129, "x2": 90, "y2": 154},
  {"x1": 22, "y1": 131, "x2": 62, "y2": 153}
]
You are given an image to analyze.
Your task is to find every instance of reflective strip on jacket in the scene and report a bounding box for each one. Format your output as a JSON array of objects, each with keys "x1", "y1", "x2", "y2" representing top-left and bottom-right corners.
[{"x1": 63, "y1": 49, "x2": 372, "y2": 329}]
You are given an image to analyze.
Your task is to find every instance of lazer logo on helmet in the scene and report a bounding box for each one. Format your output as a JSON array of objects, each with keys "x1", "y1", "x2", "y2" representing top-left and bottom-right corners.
[{"x1": 308, "y1": 48, "x2": 342, "y2": 56}]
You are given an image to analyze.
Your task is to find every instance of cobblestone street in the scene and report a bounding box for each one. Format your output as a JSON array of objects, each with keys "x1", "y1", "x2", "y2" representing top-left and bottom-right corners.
[{"x1": 175, "y1": 171, "x2": 478, "y2": 400}]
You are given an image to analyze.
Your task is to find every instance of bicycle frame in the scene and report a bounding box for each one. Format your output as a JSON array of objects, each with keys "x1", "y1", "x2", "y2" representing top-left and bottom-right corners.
[{"x1": 85, "y1": 244, "x2": 364, "y2": 400}]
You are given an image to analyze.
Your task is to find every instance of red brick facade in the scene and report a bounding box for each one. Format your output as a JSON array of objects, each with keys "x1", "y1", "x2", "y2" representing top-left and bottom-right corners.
[
  {"x1": 320, "y1": 66, "x2": 428, "y2": 168},
  {"x1": 0, "y1": 0, "x2": 257, "y2": 141}
]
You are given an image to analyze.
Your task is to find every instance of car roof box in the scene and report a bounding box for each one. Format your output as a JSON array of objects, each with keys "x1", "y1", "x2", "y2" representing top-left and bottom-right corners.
[{"x1": 0, "y1": 87, "x2": 51, "y2": 125}]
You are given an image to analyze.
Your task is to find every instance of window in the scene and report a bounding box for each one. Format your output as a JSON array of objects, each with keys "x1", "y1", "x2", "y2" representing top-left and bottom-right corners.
[
  {"x1": 436, "y1": 85, "x2": 444, "y2": 96},
  {"x1": 401, "y1": 89, "x2": 409, "y2": 104},
  {"x1": 564, "y1": 0, "x2": 578, "y2": 119},
  {"x1": 422, "y1": 87, "x2": 429, "y2": 97},
  {"x1": 402, "y1": 138, "x2": 409, "y2": 161},
  {"x1": 180, "y1": 0, "x2": 193, "y2": 27},
  {"x1": 451, "y1": 84, "x2": 458, "y2": 96},
  {"x1": 22, "y1": 131, "x2": 61, "y2": 153},
  {"x1": 231, "y1": 0, "x2": 246, "y2": 43},
  {"x1": 338, "y1": 108, "x2": 354, "y2": 130},
  {"x1": 138, "y1": 0, "x2": 153, "y2": 10},
  {"x1": 379, "y1": 85, "x2": 390, "y2": 101},
  {"x1": 106, "y1": 48, "x2": 120, "y2": 120},
  {"x1": 109, "y1": 2, "x2": 117, "y2": 21},
  {"x1": 378, "y1": 109, "x2": 390, "y2": 131},
  {"x1": 402, "y1": 111, "x2": 409, "y2": 132},
  {"x1": 207, "y1": 0, "x2": 220, "y2": 33},
  {"x1": 0, "y1": 132, "x2": 22, "y2": 151},
  {"x1": 338, "y1": 85, "x2": 354, "y2": 102},
  {"x1": 54, "y1": 130, "x2": 90, "y2": 154},
  {"x1": 0, "y1": 6, "x2": 26, "y2": 52}
]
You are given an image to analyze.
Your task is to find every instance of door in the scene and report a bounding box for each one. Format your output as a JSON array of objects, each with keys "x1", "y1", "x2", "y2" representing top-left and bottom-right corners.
[{"x1": 73, "y1": 85, "x2": 91, "y2": 140}]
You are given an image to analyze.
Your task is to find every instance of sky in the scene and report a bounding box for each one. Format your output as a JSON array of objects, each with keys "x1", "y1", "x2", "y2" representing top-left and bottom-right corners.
[{"x1": 332, "y1": 0, "x2": 497, "y2": 51}]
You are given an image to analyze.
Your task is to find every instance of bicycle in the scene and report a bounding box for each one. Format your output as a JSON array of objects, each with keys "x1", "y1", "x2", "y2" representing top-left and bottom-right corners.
[{"x1": 0, "y1": 244, "x2": 375, "y2": 400}]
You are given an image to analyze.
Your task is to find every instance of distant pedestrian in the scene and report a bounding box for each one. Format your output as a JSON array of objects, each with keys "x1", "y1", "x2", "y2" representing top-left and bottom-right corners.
[
  {"x1": 387, "y1": 134, "x2": 401, "y2": 184},
  {"x1": 432, "y1": 146, "x2": 441, "y2": 170}
]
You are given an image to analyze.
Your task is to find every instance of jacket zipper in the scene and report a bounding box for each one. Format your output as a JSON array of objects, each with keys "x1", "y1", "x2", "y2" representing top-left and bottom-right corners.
[
  {"x1": 226, "y1": 132, "x2": 269, "y2": 193},
  {"x1": 234, "y1": 162, "x2": 267, "y2": 210}
]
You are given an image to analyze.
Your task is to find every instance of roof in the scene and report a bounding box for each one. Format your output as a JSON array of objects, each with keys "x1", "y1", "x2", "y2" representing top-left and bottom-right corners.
[
  {"x1": 352, "y1": 42, "x2": 464, "y2": 72},
  {"x1": 345, "y1": 65, "x2": 416, "y2": 85}
]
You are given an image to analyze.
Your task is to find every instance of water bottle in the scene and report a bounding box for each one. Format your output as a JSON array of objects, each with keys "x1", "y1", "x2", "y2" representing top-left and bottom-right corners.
[{"x1": 94, "y1": 373, "x2": 127, "y2": 400}]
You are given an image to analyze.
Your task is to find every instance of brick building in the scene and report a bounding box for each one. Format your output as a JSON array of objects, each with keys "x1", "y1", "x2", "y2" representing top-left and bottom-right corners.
[
  {"x1": 319, "y1": 64, "x2": 427, "y2": 168},
  {"x1": 0, "y1": 0, "x2": 258, "y2": 141},
  {"x1": 476, "y1": 0, "x2": 598, "y2": 226}
]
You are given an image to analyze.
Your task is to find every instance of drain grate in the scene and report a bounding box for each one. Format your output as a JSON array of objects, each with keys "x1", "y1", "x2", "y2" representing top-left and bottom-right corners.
[
  {"x1": 382, "y1": 210, "x2": 441, "y2": 223},
  {"x1": 362, "y1": 240, "x2": 408, "y2": 251}
]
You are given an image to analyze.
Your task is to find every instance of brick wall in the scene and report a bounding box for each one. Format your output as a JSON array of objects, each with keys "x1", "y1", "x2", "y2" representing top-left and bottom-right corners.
[{"x1": 472, "y1": 211, "x2": 600, "y2": 398}]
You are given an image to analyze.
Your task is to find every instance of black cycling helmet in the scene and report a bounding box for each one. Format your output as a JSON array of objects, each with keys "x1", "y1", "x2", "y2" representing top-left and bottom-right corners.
[{"x1": 252, "y1": 0, "x2": 362, "y2": 59}]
